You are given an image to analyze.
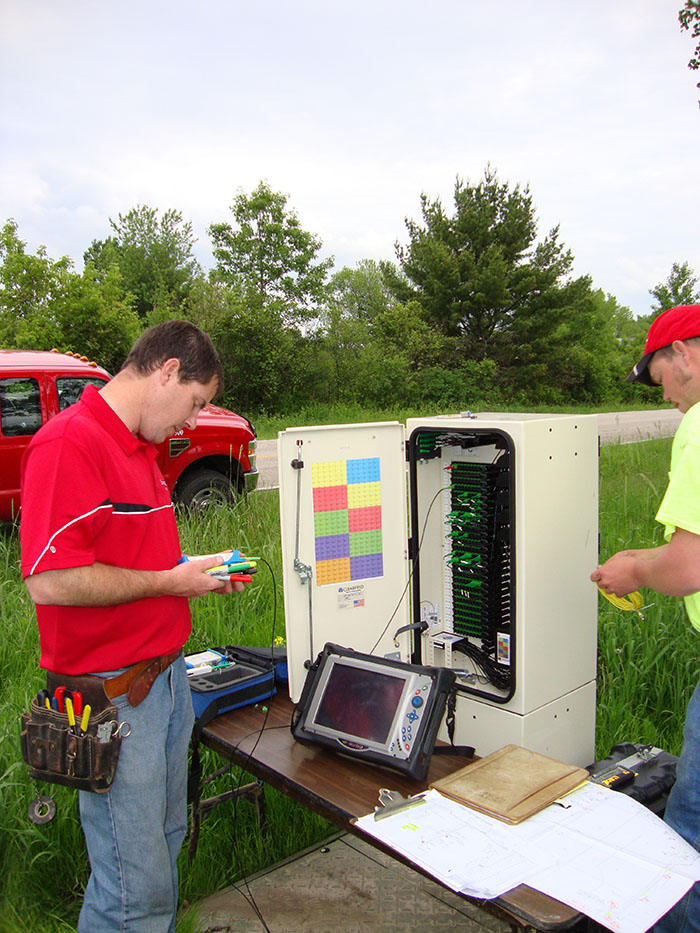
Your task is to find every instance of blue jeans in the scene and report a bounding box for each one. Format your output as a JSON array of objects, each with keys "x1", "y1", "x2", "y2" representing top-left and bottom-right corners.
[
  {"x1": 654, "y1": 678, "x2": 700, "y2": 932},
  {"x1": 78, "y1": 654, "x2": 195, "y2": 933}
]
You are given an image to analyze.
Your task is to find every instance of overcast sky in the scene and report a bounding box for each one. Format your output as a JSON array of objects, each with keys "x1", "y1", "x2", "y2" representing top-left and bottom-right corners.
[{"x1": 2, "y1": 0, "x2": 699, "y2": 318}]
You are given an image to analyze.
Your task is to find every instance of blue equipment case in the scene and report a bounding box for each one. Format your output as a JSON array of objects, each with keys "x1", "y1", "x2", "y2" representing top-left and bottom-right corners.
[{"x1": 188, "y1": 645, "x2": 284, "y2": 725}]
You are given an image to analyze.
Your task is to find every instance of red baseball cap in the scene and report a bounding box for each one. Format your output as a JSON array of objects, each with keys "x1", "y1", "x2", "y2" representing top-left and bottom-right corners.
[{"x1": 627, "y1": 305, "x2": 700, "y2": 385}]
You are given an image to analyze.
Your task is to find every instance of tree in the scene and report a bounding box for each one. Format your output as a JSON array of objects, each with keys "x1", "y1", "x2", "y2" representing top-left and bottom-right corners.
[
  {"x1": 208, "y1": 182, "x2": 333, "y2": 323},
  {"x1": 84, "y1": 205, "x2": 200, "y2": 320},
  {"x1": 0, "y1": 219, "x2": 72, "y2": 322},
  {"x1": 388, "y1": 168, "x2": 606, "y2": 398},
  {"x1": 498, "y1": 277, "x2": 621, "y2": 403},
  {"x1": 389, "y1": 169, "x2": 568, "y2": 344},
  {"x1": 185, "y1": 277, "x2": 311, "y2": 412},
  {"x1": 649, "y1": 261, "x2": 699, "y2": 314},
  {"x1": 0, "y1": 220, "x2": 140, "y2": 372},
  {"x1": 327, "y1": 259, "x2": 399, "y2": 324},
  {"x1": 57, "y1": 265, "x2": 142, "y2": 373},
  {"x1": 318, "y1": 261, "x2": 395, "y2": 396},
  {"x1": 679, "y1": 1, "x2": 700, "y2": 88}
]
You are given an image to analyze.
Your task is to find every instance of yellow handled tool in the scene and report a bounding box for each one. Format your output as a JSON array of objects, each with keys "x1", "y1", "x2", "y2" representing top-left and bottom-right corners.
[{"x1": 65, "y1": 696, "x2": 79, "y2": 735}]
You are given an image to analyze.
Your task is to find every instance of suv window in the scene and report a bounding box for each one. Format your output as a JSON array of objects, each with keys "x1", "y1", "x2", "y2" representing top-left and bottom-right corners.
[
  {"x1": 56, "y1": 376, "x2": 106, "y2": 411},
  {"x1": 0, "y1": 377, "x2": 42, "y2": 437}
]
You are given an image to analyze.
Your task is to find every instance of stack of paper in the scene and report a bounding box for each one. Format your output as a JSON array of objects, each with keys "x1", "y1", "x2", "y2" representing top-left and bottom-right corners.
[{"x1": 355, "y1": 780, "x2": 700, "y2": 932}]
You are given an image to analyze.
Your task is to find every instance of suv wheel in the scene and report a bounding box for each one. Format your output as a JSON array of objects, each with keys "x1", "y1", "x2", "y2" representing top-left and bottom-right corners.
[{"x1": 176, "y1": 469, "x2": 236, "y2": 510}]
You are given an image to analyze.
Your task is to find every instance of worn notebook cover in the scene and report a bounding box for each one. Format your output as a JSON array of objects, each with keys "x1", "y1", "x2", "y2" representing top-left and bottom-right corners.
[{"x1": 430, "y1": 744, "x2": 589, "y2": 824}]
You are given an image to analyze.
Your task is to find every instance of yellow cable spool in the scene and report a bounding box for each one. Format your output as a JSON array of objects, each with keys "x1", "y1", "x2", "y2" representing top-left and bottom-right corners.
[{"x1": 597, "y1": 586, "x2": 644, "y2": 612}]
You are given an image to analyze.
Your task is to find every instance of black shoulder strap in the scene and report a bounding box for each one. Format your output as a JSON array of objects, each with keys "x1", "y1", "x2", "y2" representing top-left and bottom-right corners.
[{"x1": 433, "y1": 686, "x2": 474, "y2": 760}]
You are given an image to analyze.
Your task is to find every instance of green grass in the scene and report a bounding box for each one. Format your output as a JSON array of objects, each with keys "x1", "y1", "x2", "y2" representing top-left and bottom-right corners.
[
  {"x1": 1, "y1": 437, "x2": 697, "y2": 930},
  {"x1": 595, "y1": 438, "x2": 699, "y2": 757}
]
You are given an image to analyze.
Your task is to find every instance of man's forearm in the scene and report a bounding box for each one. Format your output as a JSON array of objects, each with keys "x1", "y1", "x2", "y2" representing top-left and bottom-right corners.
[
  {"x1": 25, "y1": 557, "x2": 229, "y2": 607},
  {"x1": 592, "y1": 531, "x2": 700, "y2": 598},
  {"x1": 633, "y1": 546, "x2": 700, "y2": 597},
  {"x1": 622, "y1": 545, "x2": 668, "y2": 561},
  {"x1": 26, "y1": 563, "x2": 172, "y2": 606}
]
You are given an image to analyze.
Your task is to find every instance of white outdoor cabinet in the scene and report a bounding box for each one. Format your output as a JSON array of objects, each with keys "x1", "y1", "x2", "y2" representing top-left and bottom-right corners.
[{"x1": 278, "y1": 412, "x2": 598, "y2": 766}]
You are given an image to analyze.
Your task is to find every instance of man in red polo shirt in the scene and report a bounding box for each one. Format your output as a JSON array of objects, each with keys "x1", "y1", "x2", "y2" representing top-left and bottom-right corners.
[{"x1": 20, "y1": 321, "x2": 242, "y2": 933}]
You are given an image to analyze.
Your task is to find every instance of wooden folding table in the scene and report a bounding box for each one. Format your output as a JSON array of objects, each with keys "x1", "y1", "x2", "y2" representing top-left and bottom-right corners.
[{"x1": 199, "y1": 691, "x2": 589, "y2": 932}]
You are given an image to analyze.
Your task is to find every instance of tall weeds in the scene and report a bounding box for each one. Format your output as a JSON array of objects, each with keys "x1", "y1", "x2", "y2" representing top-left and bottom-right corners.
[{"x1": 595, "y1": 438, "x2": 699, "y2": 757}]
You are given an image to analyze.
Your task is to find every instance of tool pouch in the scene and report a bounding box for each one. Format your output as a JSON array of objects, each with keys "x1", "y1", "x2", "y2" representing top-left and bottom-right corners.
[{"x1": 20, "y1": 674, "x2": 122, "y2": 793}]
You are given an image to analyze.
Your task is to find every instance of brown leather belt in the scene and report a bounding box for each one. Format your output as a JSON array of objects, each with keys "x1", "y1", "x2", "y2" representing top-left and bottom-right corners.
[{"x1": 104, "y1": 650, "x2": 183, "y2": 706}]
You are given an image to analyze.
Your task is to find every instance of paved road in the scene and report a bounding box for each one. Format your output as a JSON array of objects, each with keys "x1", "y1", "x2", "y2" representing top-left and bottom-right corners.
[
  {"x1": 596, "y1": 409, "x2": 682, "y2": 445},
  {"x1": 254, "y1": 410, "x2": 683, "y2": 490},
  {"x1": 255, "y1": 438, "x2": 281, "y2": 490}
]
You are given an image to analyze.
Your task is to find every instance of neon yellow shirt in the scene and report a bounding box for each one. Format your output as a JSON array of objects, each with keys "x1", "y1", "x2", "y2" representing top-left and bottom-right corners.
[{"x1": 656, "y1": 400, "x2": 700, "y2": 632}]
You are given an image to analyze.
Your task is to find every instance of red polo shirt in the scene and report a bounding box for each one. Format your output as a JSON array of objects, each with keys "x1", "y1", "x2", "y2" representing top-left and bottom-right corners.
[{"x1": 20, "y1": 385, "x2": 191, "y2": 674}]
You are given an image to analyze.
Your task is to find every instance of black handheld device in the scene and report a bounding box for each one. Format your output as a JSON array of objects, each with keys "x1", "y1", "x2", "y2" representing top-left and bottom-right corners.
[{"x1": 291, "y1": 642, "x2": 456, "y2": 780}]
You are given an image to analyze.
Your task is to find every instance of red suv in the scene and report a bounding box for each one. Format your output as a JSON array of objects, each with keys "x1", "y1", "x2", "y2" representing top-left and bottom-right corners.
[{"x1": 0, "y1": 349, "x2": 258, "y2": 521}]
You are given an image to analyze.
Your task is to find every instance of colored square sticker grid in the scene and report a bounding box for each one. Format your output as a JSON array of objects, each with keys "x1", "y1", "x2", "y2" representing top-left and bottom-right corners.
[{"x1": 312, "y1": 457, "x2": 383, "y2": 586}]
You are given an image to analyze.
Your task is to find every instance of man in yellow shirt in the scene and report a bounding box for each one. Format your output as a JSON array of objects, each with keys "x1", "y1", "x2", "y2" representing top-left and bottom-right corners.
[{"x1": 592, "y1": 304, "x2": 700, "y2": 932}]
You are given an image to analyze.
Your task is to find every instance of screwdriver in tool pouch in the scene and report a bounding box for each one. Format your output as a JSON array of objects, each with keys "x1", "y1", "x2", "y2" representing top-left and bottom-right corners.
[
  {"x1": 65, "y1": 696, "x2": 80, "y2": 736},
  {"x1": 36, "y1": 689, "x2": 51, "y2": 709}
]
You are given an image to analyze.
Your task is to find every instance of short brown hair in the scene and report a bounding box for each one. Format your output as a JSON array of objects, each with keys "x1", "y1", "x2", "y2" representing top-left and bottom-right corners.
[{"x1": 122, "y1": 321, "x2": 224, "y2": 394}]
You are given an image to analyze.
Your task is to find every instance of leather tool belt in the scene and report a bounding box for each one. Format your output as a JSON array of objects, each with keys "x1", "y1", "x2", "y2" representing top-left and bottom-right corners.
[
  {"x1": 102, "y1": 650, "x2": 183, "y2": 706},
  {"x1": 20, "y1": 651, "x2": 182, "y2": 793}
]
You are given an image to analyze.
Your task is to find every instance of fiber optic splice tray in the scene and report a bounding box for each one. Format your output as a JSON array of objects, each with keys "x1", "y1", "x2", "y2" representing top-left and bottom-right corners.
[{"x1": 278, "y1": 414, "x2": 599, "y2": 767}]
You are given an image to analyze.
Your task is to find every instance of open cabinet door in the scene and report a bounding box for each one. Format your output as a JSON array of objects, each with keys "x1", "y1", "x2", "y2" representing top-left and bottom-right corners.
[{"x1": 278, "y1": 422, "x2": 410, "y2": 702}]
